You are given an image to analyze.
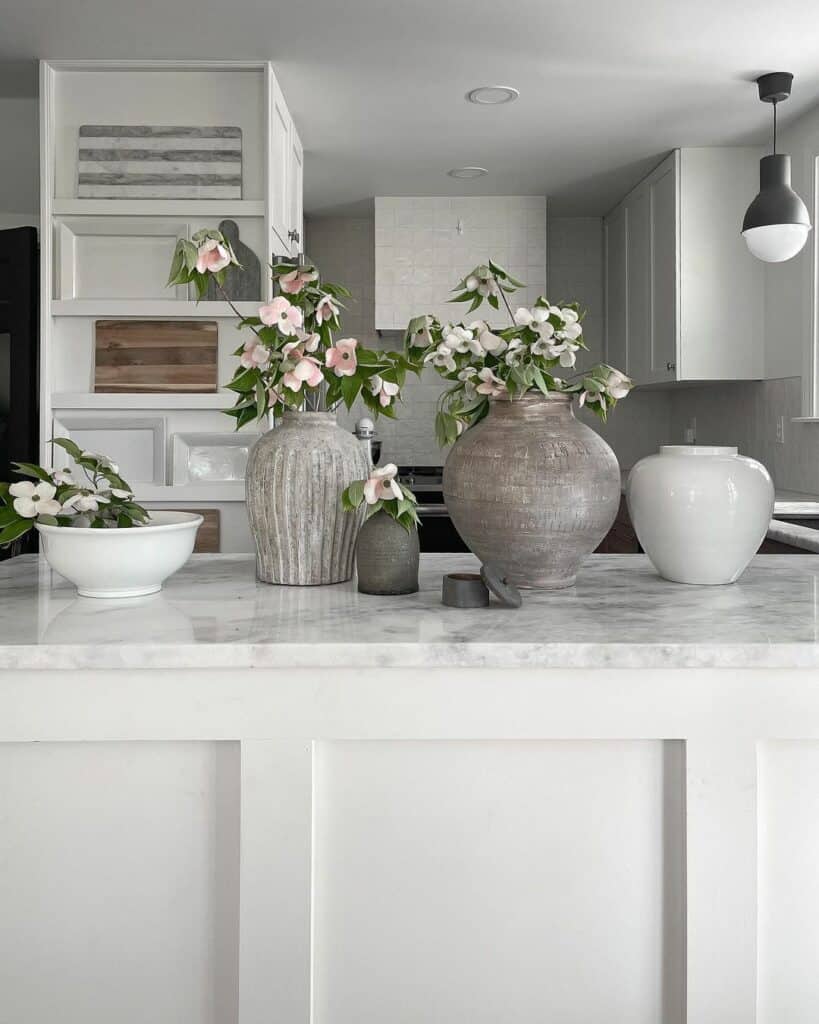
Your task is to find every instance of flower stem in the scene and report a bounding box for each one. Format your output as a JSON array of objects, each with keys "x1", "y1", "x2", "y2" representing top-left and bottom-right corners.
[
  {"x1": 212, "y1": 278, "x2": 266, "y2": 342},
  {"x1": 492, "y1": 275, "x2": 517, "y2": 328}
]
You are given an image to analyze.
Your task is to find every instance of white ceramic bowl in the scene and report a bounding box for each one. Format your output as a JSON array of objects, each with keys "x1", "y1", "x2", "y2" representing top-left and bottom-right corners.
[
  {"x1": 626, "y1": 445, "x2": 774, "y2": 585},
  {"x1": 36, "y1": 510, "x2": 203, "y2": 598}
]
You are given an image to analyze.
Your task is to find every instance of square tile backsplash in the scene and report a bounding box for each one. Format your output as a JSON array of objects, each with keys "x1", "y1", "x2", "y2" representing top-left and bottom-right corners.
[{"x1": 375, "y1": 196, "x2": 547, "y2": 330}]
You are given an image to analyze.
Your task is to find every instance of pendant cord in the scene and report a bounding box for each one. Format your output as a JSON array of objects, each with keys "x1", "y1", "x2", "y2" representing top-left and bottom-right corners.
[{"x1": 773, "y1": 99, "x2": 778, "y2": 155}]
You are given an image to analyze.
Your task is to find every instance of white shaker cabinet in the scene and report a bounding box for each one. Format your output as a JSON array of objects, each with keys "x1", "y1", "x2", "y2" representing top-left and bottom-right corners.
[
  {"x1": 604, "y1": 204, "x2": 628, "y2": 372},
  {"x1": 268, "y1": 69, "x2": 304, "y2": 257},
  {"x1": 604, "y1": 148, "x2": 764, "y2": 384},
  {"x1": 288, "y1": 124, "x2": 304, "y2": 256}
]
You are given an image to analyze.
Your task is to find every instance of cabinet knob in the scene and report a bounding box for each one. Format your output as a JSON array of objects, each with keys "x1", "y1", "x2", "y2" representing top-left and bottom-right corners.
[
  {"x1": 288, "y1": 229, "x2": 300, "y2": 244},
  {"x1": 666, "y1": 361, "x2": 676, "y2": 372}
]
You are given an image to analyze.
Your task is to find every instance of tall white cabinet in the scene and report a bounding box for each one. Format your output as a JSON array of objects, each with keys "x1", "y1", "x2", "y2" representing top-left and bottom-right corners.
[
  {"x1": 268, "y1": 70, "x2": 304, "y2": 257},
  {"x1": 39, "y1": 60, "x2": 303, "y2": 551},
  {"x1": 604, "y1": 148, "x2": 765, "y2": 385}
]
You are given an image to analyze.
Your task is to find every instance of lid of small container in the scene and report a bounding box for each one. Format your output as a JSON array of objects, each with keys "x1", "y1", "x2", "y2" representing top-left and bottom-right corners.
[{"x1": 480, "y1": 563, "x2": 523, "y2": 608}]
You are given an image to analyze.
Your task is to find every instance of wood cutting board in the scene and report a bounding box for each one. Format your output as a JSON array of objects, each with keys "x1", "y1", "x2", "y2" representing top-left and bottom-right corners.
[
  {"x1": 145, "y1": 508, "x2": 220, "y2": 552},
  {"x1": 95, "y1": 320, "x2": 218, "y2": 393}
]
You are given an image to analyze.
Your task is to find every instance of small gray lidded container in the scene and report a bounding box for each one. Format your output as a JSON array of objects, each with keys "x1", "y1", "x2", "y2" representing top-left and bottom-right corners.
[{"x1": 356, "y1": 510, "x2": 420, "y2": 595}]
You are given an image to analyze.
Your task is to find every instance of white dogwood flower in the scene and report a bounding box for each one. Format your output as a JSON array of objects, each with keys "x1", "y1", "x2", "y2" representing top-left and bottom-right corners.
[
  {"x1": 504, "y1": 339, "x2": 525, "y2": 366},
  {"x1": 424, "y1": 344, "x2": 457, "y2": 373},
  {"x1": 9, "y1": 481, "x2": 62, "y2": 519},
  {"x1": 605, "y1": 369, "x2": 632, "y2": 399},
  {"x1": 62, "y1": 491, "x2": 111, "y2": 514}
]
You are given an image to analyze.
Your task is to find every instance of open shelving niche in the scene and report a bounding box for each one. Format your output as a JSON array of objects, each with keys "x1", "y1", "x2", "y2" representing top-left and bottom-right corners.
[{"x1": 40, "y1": 60, "x2": 303, "y2": 547}]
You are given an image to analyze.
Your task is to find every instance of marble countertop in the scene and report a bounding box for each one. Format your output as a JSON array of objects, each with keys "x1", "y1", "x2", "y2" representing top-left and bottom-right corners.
[
  {"x1": 3, "y1": 552, "x2": 819, "y2": 670},
  {"x1": 766, "y1": 520, "x2": 819, "y2": 552},
  {"x1": 772, "y1": 489, "x2": 819, "y2": 517}
]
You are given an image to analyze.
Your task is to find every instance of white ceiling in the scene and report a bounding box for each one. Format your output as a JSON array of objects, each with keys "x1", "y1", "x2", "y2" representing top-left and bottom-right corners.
[{"x1": 2, "y1": 0, "x2": 819, "y2": 216}]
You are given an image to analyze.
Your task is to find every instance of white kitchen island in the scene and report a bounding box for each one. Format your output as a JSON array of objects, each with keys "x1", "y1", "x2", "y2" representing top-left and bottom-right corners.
[{"x1": 3, "y1": 552, "x2": 819, "y2": 1024}]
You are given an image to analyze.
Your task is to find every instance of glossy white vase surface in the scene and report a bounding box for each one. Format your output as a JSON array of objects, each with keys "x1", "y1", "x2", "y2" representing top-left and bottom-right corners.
[{"x1": 626, "y1": 445, "x2": 774, "y2": 585}]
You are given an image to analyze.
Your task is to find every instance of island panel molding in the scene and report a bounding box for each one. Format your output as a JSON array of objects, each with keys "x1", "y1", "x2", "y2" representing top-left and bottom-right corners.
[{"x1": 94, "y1": 319, "x2": 219, "y2": 393}]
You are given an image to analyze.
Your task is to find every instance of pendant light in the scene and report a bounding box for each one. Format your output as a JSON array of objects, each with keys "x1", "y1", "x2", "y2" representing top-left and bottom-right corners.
[{"x1": 742, "y1": 72, "x2": 811, "y2": 263}]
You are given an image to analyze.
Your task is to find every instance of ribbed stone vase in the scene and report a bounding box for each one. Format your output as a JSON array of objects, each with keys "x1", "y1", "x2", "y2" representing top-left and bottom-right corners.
[
  {"x1": 443, "y1": 392, "x2": 620, "y2": 590},
  {"x1": 246, "y1": 411, "x2": 369, "y2": 586}
]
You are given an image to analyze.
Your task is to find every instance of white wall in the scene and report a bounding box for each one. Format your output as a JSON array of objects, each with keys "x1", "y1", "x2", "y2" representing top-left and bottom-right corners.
[{"x1": 0, "y1": 96, "x2": 39, "y2": 229}]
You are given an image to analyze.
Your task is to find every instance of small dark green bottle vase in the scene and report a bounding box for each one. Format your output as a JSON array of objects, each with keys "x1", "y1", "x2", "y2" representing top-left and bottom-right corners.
[{"x1": 356, "y1": 511, "x2": 420, "y2": 595}]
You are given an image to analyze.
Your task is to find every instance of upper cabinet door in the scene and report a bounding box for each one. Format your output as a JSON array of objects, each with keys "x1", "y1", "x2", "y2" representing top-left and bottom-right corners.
[
  {"x1": 269, "y1": 70, "x2": 292, "y2": 255},
  {"x1": 288, "y1": 125, "x2": 304, "y2": 256},
  {"x1": 604, "y1": 205, "x2": 628, "y2": 375},
  {"x1": 625, "y1": 185, "x2": 651, "y2": 386},
  {"x1": 647, "y1": 154, "x2": 678, "y2": 383}
]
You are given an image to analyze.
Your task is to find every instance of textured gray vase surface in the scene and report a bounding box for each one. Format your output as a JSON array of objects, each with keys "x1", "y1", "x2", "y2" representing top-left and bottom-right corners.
[
  {"x1": 443, "y1": 393, "x2": 621, "y2": 589},
  {"x1": 246, "y1": 411, "x2": 369, "y2": 585},
  {"x1": 356, "y1": 511, "x2": 420, "y2": 595}
]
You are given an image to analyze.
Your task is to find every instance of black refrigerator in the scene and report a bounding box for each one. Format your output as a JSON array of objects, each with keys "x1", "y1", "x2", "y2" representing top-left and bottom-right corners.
[{"x1": 0, "y1": 226, "x2": 39, "y2": 558}]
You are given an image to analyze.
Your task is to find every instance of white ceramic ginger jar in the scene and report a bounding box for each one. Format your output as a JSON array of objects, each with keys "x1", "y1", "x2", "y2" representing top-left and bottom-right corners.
[{"x1": 626, "y1": 445, "x2": 774, "y2": 585}]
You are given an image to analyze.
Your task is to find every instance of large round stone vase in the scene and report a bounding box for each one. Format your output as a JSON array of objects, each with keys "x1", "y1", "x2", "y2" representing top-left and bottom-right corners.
[
  {"x1": 246, "y1": 411, "x2": 369, "y2": 585},
  {"x1": 443, "y1": 393, "x2": 621, "y2": 589}
]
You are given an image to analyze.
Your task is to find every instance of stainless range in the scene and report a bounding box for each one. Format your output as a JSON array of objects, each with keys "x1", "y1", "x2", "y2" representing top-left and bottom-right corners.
[{"x1": 396, "y1": 465, "x2": 468, "y2": 552}]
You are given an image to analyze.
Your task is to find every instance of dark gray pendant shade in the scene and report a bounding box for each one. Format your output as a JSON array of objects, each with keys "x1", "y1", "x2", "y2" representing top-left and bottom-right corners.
[{"x1": 742, "y1": 154, "x2": 811, "y2": 234}]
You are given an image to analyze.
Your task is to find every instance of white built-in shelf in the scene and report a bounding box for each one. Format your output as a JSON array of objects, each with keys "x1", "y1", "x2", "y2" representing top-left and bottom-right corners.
[
  {"x1": 52, "y1": 199, "x2": 266, "y2": 218},
  {"x1": 52, "y1": 392, "x2": 233, "y2": 410},
  {"x1": 51, "y1": 299, "x2": 261, "y2": 318},
  {"x1": 137, "y1": 484, "x2": 246, "y2": 503}
]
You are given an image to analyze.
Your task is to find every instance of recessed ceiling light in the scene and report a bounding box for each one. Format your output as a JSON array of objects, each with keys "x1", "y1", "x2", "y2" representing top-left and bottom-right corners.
[
  {"x1": 466, "y1": 85, "x2": 519, "y2": 105},
  {"x1": 447, "y1": 166, "x2": 489, "y2": 179}
]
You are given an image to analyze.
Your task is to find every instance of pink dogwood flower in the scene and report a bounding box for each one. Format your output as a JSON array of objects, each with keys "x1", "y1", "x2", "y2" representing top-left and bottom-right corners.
[
  {"x1": 325, "y1": 338, "x2": 358, "y2": 377},
  {"x1": 368, "y1": 374, "x2": 400, "y2": 407},
  {"x1": 259, "y1": 297, "x2": 304, "y2": 336},
  {"x1": 281, "y1": 346, "x2": 324, "y2": 392},
  {"x1": 295, "y1": 329, "x2": 321, "y2": 353},
  {"x1": 195, "y1": 238, "x2": 232, "y2": 274},
  {"x1": 240, "y1": 338, "x2": 272, "y2": 370},
  {"x1": 363, "y1": 463, "x2": 402, "y2": 504},
  {"x1": 279, "y1": 268, "x2": 317, "y2": 294},
  {"x1": 314, "y1": 294, "x2": 340, "y2": 325},
  {"x1": 475, "y1": 368, "x2": 506, "y2": 397}
]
